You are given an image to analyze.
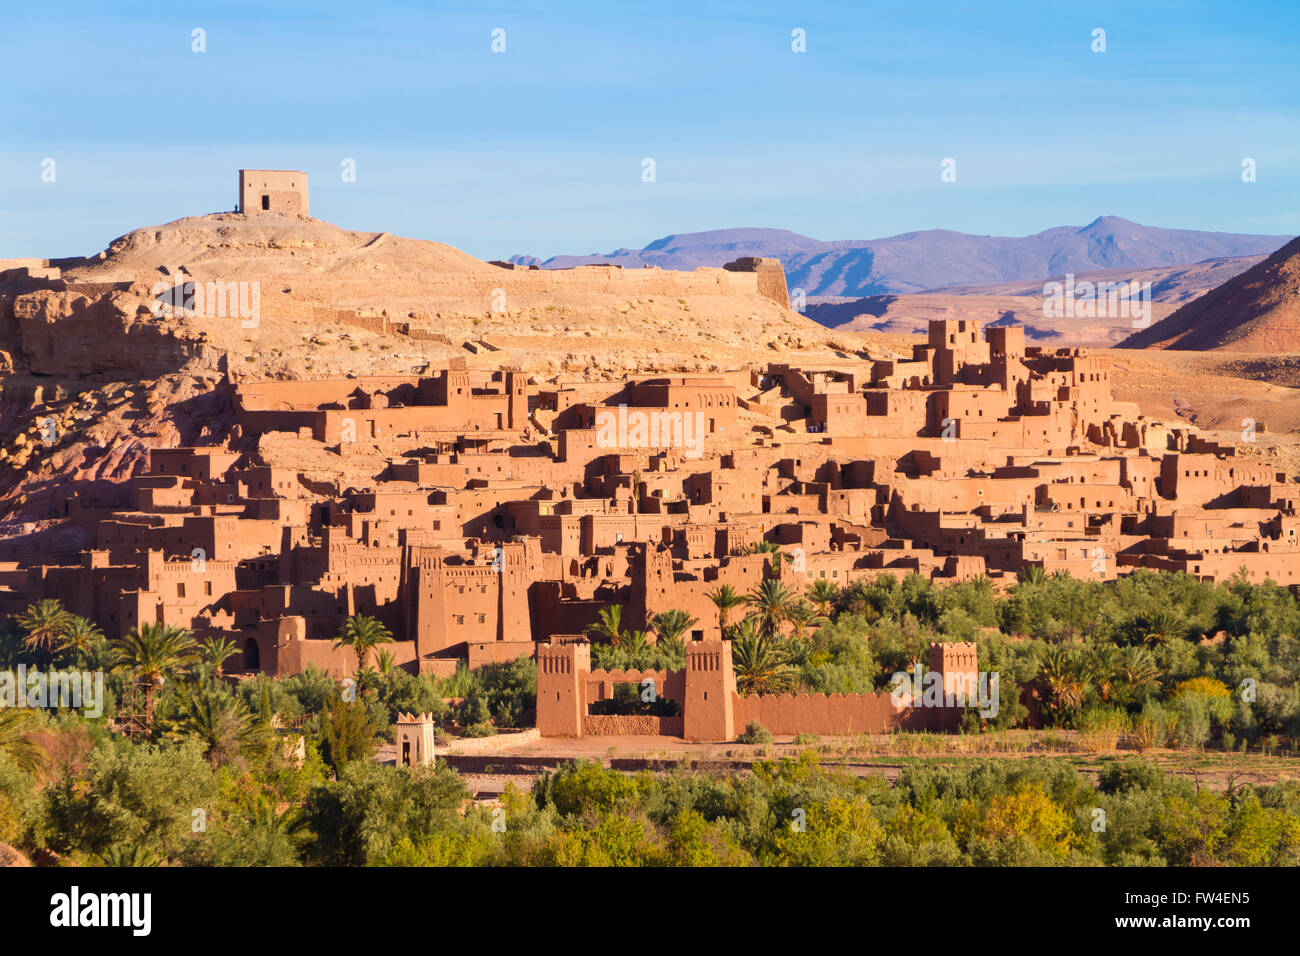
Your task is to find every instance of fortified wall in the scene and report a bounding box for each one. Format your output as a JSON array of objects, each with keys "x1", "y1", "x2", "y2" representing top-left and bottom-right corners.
[{"x1": 536, "y1": 638, "x2": 979, "y2": 742}]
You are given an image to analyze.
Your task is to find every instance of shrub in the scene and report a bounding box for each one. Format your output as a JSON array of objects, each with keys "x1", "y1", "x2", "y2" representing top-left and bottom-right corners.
[
  {"x1": 737, "y1": 721, "x2": 774, "y2": 744},
  {"x1": 1131, "y1": 702, "x2": 1168, "y2": 750},
  {"x1": 1077, "y1": 706, "x2": 1130, "y2": 752}
]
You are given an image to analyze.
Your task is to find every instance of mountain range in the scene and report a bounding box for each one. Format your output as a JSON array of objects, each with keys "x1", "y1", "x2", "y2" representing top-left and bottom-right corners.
[{"x1": 509, "y1": 217, "x2": 1292, "y2": 297}]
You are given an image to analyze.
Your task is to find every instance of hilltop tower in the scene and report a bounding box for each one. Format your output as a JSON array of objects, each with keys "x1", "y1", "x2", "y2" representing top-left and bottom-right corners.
[{"x1": 238, "y1": 169, "x2": 309, "y2": 215}]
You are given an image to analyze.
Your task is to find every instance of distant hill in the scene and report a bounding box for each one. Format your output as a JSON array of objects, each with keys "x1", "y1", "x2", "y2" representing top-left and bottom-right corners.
[
  {"x1": 929, "y1": 254, "x2": 1270, "y2": 307},
  {"x1": 511, "y1": 217, "x2": 1290, "y2": 297},
  {"x1": 1119, "y1": 235, "x2": 1300, "y2": 351}
]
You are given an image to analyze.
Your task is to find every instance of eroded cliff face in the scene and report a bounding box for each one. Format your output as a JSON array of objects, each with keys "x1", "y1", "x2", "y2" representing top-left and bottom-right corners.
[{"x1": 13, "y1": 287, "x2": 211, "y2": 378}]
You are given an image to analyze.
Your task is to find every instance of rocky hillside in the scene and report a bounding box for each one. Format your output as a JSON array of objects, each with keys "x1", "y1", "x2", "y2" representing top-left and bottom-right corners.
[{"x1": 1119, "y1": 236, "x2": 1300, "y2": 351}]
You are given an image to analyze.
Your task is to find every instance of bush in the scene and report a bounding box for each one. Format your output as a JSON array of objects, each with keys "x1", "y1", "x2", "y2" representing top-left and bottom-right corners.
[
  {"x1": 1131, "y1": 702, "x2": 1168, "y2": 750},
  {"x1": 737, "y1": 721, "x2": 774, "y2": 744},
  {"x1": 1077, "y1": 706, "x2": 1130, "y2": 751}
]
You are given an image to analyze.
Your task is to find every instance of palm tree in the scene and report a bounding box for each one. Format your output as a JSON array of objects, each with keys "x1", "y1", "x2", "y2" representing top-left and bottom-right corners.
[
  {"x1": 17, "y1": 599, "x2": 71, "y2": 662},
  {"x1": 649, "y1": 609, "x2": 696, "y2": 646},
  {"x1": 746, "y1": 579, "x2": 796, "y2": 638},
  {"x1": 172, "y1": 684, "x2": 266, "y2": 765},
  {"x1": 1037, "y1": 644, "x2": 1087, "y2": 726},
  {"x1": 57, "y1": 615, "x2": 104, "y2": 667},
  {"x1": 200, "y1": 636, "x2": 240, "y2": 680},
  {"x1": 1130, "y1": 610, "x2": 1186, "y2": 647},
  {"x1": 784, "y1": 600, "x2": 828, "y2": 641},
  {"x1": 1115, "y1": 646, "x2": 1162, "y2": 706},
  {"x1": 587, "y1": 605, "x2": 624, "y2": 645},
  {"x1": 111, "y1": 622, "x2": 200, "y2": 728},
  {"x1": 1018, "y1": 565, "x2": 1047, "y2": 586},
  {"x1": 0, "y1": 708, "x2": 44, "y2": 774},
  {"x1": 96, "y1": 844, "x2": 163, "y2": 867},
  {"x1": 746, "y1": 540, "x2": 792, "y2": 570},
  {"x1": 332, "y1": 614, "x2": 394, "y2": 674},
  {"x1": 374, "y1": 648, "x2": 397, "y2": 676},
  {"x1": 730, "y1": 618, "x2": 799, "y2": 696},
  {"x1": 707, "y1": 585, "x2": 746, "y2": 631},
  {"x1": 1083, "y1": 644, "x2": 1122, "y2": 702},
  {"x1": 805, "y1": 579, "x2": 839, "y2": 618},
  {"x1": 616, "y1": 629, "x2": 650, "y2": 655}
]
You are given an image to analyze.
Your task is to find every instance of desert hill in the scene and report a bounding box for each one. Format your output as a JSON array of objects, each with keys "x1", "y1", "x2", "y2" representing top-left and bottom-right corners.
[
  {"x1": 512, "y1": 217, "x2": 1290, "y2": 297},
  {"x1": 1119, "y1": 235, "x2": 1300, "y2": 351},
  {"x1": 3, "y1": 211, "x2": 856, "y2": 381},
  {"x1": 65, "y1": 213, "x2": 496, "y2": 280},
  {"x1": 0, "y1": 211, "x2": 871, "y2": 537}
]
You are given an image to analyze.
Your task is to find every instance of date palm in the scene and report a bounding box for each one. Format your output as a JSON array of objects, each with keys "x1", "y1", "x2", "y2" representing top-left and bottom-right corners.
[
  {"x1": 332, "y1": 614, "x2": 394, "y2": 674},
  {"x1": 805, "y1": 579, "x2": 839, "y2": 618},
  {"x1": 0, "y1": 707, "x2": 44, "y2": 774},
  {"x1": 200, "y1": 636, "x2": 241, "y2": 680},
  {"x1": 1083, "y1": 644, "x2": 1122, "y2": 702},
  {"x1": 1018, "y1": 565, "x2": 1047, "y2": 586},
  {"x1": 1130, "y1": 610, "x2": 1186, "y2": 647},
  {"x1": 587, "y1": 605, "x2": 624, "y2": 645},
  {"x1": 96, "y1": 844, "x2": 163, "y2": 867},
  {"x1": 172, "y1": 683, "x2": 266, "y2": 765},
  {"x1": 746, "y1": 579, "x2": 796, "y2": 638},
  {"x1": 57, "y1": 615, "x2": 104, "y2": 667},
  {"x1": 730, "y1": 618, "x2": 799, "y2": 696},
  {"x1": 784, "y1": 600, "x2": 828, "y2": 641},
  {"x1": 111, "y1": 622, "x2": 200, "y2": 728},
  {"x1": 1116, "y1": 646, "x2": 1162, "y2": 705},
  {"x1": 17, "y1": 599, "x2": 71, "y2": 663},
  {"x1": 707, "y1": 585, "x2": 746, "y2": 631},
  {"x1": 616, "y1": 629, "x2": 650, "y2": 655},
  {"x1": 1037, "y1": 644, "x2": 1086, "y2": 726},
  {"x1": 746, "y1": 540, "x2": 792, "y2": 570},
  {"x1": 649, "y1": 609, "x2": 696, "y2": 651}
]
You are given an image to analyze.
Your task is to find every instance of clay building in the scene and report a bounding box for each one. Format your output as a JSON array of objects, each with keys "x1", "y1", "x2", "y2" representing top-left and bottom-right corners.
[{"x1": 238, "y1": 169, "x2": 309, "y2": 215}]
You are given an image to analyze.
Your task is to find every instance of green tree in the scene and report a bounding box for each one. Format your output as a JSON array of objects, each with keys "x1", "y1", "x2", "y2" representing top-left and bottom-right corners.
[
  {"x1": 0, "y1": 708, "x2": 44, "y2": 774},
  {"x1": 731, "y1": 618, "x2": 799, "y2": 696},
  {"x1": 170, "y1": 683, "x2": 267, "y2": 766},
  {"x1": 805, "y1": 579, "x2": 839, "y2": 618},
  {"x1": 200, "y1": 636, "x2": 240, "y2": 680},
  {"x1": 318, "y1": 697, "x2": 379, "y2": 775},
  {"x1": 587, "y1": 605, "x2": 624, "y2": 645},
  {"x1": 784, "y1": 600, "x2": 828, "y2": 641},
  {"x1": 57, "y1": 615, "x2": 104, "y2": 668},
  {"x1": 332, "y1": 614, "x2": 394, "y2": 674},
  {"x1": 649, "y1": 609, "x2": 696, "y2": 653},
  {"x1": 17, "y1": 599, "x2": 71, "y2": 663},
  {"x1": 746, "y1": 579, "x2": 796, "y2": 638},
  {"x1": 707, "y1": 585, "x2": 746, "y2": 631},
  {"x1": 111, "y1": 622, "x2": 200, "y2": 728}
]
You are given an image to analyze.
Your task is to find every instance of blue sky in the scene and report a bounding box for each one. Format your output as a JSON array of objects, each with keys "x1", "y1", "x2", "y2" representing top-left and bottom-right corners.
[{"x1": 1, "y1": 0, "x2": 1297, "y2": 260}]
